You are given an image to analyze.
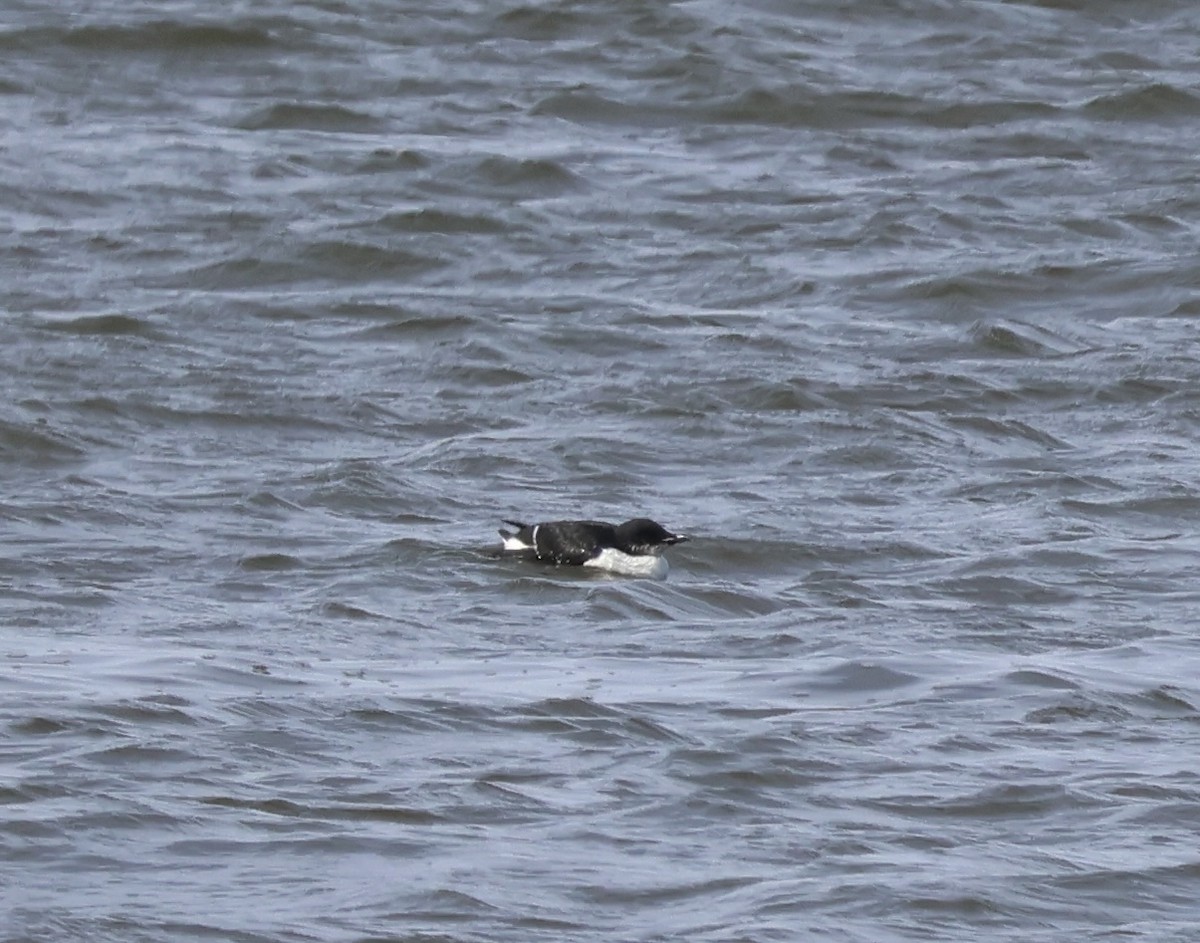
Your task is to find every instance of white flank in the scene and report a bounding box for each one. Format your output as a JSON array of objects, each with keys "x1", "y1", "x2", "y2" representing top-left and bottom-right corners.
[{"x1": 584, "y1": 547, "x2": 669, "y2": 579}]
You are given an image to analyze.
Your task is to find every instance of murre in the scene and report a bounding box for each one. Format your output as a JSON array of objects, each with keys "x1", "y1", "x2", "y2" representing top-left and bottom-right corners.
[{"x1": 498, "y1": 517, "x2": 689, "y2": 579}]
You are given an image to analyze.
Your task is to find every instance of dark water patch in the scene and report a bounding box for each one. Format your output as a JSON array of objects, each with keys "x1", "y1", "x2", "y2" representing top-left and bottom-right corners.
[
  {"x1": 1136, "y1": 685, "x2": 1199, "y2": 716},
  {"x1": 1048, "y1": 859, "x2": 1200, "y2": 897},
  {"x1": 472, "y1": 777, "x2": 561, "y2": 813},
  {"x1": 945, "y1": 414, "x2": 1071, "y2": 451},
  {"x1": 808, "y1": 660, "x2": 922, "y2": 697},
  {"x1": 965, "y1": 130, "x2": 1091, "y2": 162},
  {"x1": 1166, "y1": 299, "x2": 1200, "y2": 321},
  {"x1": 249, "y1": 156, "x2": 312, "y2": 180},
  {"x1": 344, "y1": 703, "x2": 472, "y2": 734},
  {"x1": 197, "y1": 794, "x2": 441, "y2": 825},
  {"x1": 1119, "y1": 211, "x2": 1189, "y2": 235},
  {"x1": 587, "y1": 577, "x2": 777, "y2": 625},
  {"x1": 1004, "y1": 669, "x2": 1080, "y2": 691},
  {"x1": 319, "y1": 601, "x2": 386, "y2": 621},
  {"x1": 667, "y1": 584, "x2": 786, "y2": 619},
  {"x1": 531, "y1": 90, "x2": 675, "y2": 127},
  {"x1": 352, "y1": 147, "x2": 431, "y2": 173},
  {"x1": 236, "y1": 490, "x2": 305, "y2": 516},
  {"x1": 949, "y1": 470, "x2": 1119, "y2": 504},
  {"x1": 503, "y1": 1, "x2": 701, "y2": 45},
  {"x1": 925, "y1": 98, "x2": 1060, "y2": 129},
  {"x1": 83, "y1": 742, "x2": 199, "y2": 769},
  {"x1": 92, "y1": 699, "x2": 198, "y2": 727},
  {"x1": 718, "y1": 377, "x2": 829, "y2": 413},
  {"x1": 1078, "y1": 50, "x2": 1159, "y2": 70},
  {"x1": 705, "y1": 87, "x2": 888, "y2": 129},
  {"x1": 1062, "y1": 492, "x2": 1200, "y2": 524},
  {"x1": 683, "y1": 535, "x2": 898, "y2": 583},
  {"x1": 1058, "y1": 212, "x2": 1127, "y2": 240},
  {"x1": 714, "y1": 705, "x2": 805, "y2": 722},
  {"x1": 100, "y1": 395, "x2": 347, "y2": 435},
  {"x1": 576, "y1": 874, "x2": 760, "y2": 907},
  {"x1": 810, "y1": 440, "x2": 917, "y2": 477},
  {"x1": 180, "y1": 256, "x2": 323, "y2": 290},
  {"x1": 234, "y1": 102, "x2": 386, "y2": 133},
  {"x1": 0, "y1": 418, "x2": 87, "y2": 466},
  {"x1": 796, "y1": 566, "x2": 883, "y2": 609},
  {"x1": 1110, "y1": 782, "x2": 1200, "y2": 806},
  {"x1": 890, "y1": 269, "x2": 1010, "y2": 304},
  {"x1": 64, "y1": 20, "x2": 276, "y2": 52},
  {"x1": 979, "y1": 364, "x2": 1176, "y2": 410},
  {"x1": 1019, "y1": 544, "x2": 1122, "y2": 573},
  {"x1": 299, "y1": 240, "x2": 444, "y2": 279},
  {"x1": 934, "y1": 573, "x2": 1078, "y2": 606},
  {"x1": 238, "y1": 553, "x2": 303, "y2": 572},
  {"x1": 1024, "y1": 694, "x2": 1132, "y2": 726},
  {"x1": 1090, "y1": 372, "x2": 1182, "y2": 405},
  {"x1": 40, "y1": 313, "x2": 159, "y2": 338},
  {"x1": 700, "y1": 86, "x2": 1060, "y2": 132},
  {"x1": 932, "y1": 732, "x2": 1002, "y2": 754},
  {"x1": 969, "y1": 319, "x2": 1085, "y2": 361},
  {"x1": 904, "y1": 893, "x2": 1003, "y2": 918},
  {"x1": 890, "y1": 261, "x2": 1134, "y2": 314},
  {"x1": 325, "y1": 300, "x2": 432, "y2": 323},
  {"x1": 349, "y1": 311, "x2": 477, "y2": 342},
  {"x1": 583, "y1": 588, "x2": 675, "y2": 623},
  {"x1": 1085, "y1": 83, "x2": 1200, "y2": 121},
  {"x1": 0, "y1": 20, "x2": 279, "y2": 55},
  {"x1": 378, "y1": 208, "x2": 507, "y2": 235},
  {"x1": 382, "y1": 539, "x2": 471, "y2": 584},
  {"x1": 475, "y1": 155, "x2": 581, "y2": 194},
  {"x1": 180, "y1": 243, "x2": 442, "y2": 290},
  {"x1": 427, "y1": 155, "x2": 582, "y2": 200},
  {"x1": 881, "y1": 783, "x2": 1088, "y2": 819},
  {"x1": 666, "y1": 744, "x2": 835, "y2": 795},
  {"x1": 495, "y1": 699, "x2": 690, "y2": 748},
  {"x1": 436, "y1": 363, "x2": 538, "y2": 390},
  {"x1": 513, "y1": 697, "x2": 623, "y2": 722},
  {"x1": 492, "y1": 6, "x2": 589, "y2": 40},
  {"x1": 870, "y1": 372, "x2": 1019, "y2": 415},
  {"x1": 9, "y1": 716, "x2": 72, "y2": 736}
]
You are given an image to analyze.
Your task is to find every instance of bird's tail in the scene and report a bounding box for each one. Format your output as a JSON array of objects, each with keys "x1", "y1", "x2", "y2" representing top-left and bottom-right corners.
[{"x1": 499, "y1": 519, "x2": 527, "y2": 541}]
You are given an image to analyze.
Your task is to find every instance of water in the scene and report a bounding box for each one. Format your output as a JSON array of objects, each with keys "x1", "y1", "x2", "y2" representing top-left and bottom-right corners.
[{"x1": 4, "y1": 2, "x2": 1200, "y2": 940}]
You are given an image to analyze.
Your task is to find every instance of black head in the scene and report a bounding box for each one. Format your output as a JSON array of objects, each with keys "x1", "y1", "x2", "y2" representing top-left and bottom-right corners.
[{"x1": 614, "y1": 518, "x2": 689, "y2": 556}]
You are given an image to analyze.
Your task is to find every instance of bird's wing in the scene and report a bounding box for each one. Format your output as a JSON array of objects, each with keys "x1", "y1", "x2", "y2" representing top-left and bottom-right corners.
[{"x1": 534, "y1": 521, "x2": 614, "y2": 565}]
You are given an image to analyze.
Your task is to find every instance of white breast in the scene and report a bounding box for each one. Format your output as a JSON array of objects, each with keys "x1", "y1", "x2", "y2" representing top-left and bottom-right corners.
[{"x1": 583, "y1": 547, "x2": 669, "y2": 579}]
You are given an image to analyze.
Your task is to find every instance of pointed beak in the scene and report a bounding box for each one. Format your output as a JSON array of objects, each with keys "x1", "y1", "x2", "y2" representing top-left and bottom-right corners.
[{"x1": 666, "y1": 533, "x2": 689, "y2": 545}]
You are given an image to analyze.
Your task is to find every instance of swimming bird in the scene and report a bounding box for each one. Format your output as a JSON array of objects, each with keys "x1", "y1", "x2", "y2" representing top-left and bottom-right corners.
[{"x1": 498, "y1": 517, "x2": 689, "y2": 578}]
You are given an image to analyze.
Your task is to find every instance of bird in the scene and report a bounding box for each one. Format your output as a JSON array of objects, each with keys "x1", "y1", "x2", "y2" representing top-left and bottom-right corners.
[{"x1": 498, "y1": 517, "x2": 689, "y2": 578}]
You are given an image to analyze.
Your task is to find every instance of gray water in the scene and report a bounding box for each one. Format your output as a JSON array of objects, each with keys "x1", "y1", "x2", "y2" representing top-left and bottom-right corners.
[{"x1": 4, "y1": 2, "x2": 1200, "y2": 940}]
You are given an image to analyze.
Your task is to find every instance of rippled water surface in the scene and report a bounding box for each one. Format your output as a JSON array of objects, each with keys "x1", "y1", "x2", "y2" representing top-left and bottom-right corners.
[{"x1": 5, "y1": 2, "x2": 1200, "y2": 941}]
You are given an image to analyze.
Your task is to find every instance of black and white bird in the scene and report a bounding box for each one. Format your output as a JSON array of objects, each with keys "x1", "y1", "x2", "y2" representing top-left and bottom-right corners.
[{"x1": 499, "y1": 517, "x2": 689, "y2": 578}]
